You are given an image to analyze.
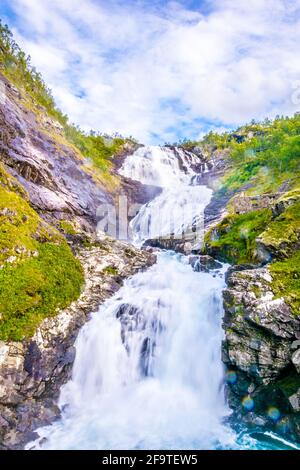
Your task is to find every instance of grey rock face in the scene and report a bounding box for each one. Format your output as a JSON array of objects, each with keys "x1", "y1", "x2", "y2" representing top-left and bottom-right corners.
[
  {"x1": 223, "y1": 266, "x2": 300, "y2": 442},
  {"x1": 189, "y1": 255, "x2": 223, "y2": 272},
  {"x1": 292, "y1": 349, "x2": 300, "y2": 374}
]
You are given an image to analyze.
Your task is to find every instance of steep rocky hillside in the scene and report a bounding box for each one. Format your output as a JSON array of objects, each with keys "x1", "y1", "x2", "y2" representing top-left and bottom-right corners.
[{"x1": 183, "y1": 117, "x2": 300, "y2": 441}]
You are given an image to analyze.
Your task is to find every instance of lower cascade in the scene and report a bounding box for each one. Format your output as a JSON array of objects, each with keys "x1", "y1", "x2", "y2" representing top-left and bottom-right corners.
[{"x1": 30, "y1": 253, "x2": 234, "y2": 450}]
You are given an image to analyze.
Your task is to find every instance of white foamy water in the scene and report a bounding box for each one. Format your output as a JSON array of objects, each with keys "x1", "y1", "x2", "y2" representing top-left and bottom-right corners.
[
  {"x1": 29, "y1": 253, "x2": 235, "y2": 450},
  {"x1": 120, "y1": 146, "x2": 212, "y2": 243},
  {"x1": 119, "y1": 146, "x2": 201, "y2": 187},
  {"x1": 29, "y1": 146, "x2": 239, "y2": 450}
]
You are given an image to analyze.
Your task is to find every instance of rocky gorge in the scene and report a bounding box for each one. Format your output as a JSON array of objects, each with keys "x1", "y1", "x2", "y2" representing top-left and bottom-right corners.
[{"x1": 133, "y1": 133, "x2": 300, "y2": 444}]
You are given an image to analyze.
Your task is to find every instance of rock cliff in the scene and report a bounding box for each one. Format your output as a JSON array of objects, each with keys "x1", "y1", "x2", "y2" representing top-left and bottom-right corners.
[{"x1": 223, "y1": 265, "x2": 300, "y2": 441}]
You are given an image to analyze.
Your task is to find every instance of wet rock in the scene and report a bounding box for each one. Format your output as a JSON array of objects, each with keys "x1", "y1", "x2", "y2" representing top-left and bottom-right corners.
[
  {"x1": 223, "y1": 265, "x2": 300, "y2": 443},
  {"x1": 189, "y1": 255, "x2": 223, "y2": 272}
]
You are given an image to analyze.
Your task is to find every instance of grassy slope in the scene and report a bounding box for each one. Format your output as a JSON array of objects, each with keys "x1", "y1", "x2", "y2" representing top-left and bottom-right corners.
[
  {"x1": 0, "y1": 21, "x2": 141, "y2": 341},
  {"x1": 0, "y1": 164, "x2": 84, "y2": 341},
  {"x1": 184, "y1": 116, "x2": 300, "y2": 314}
]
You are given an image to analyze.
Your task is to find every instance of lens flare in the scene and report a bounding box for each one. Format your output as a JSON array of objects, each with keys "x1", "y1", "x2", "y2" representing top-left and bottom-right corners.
[
  {"x1": 226, "y1": 371, "x2": 237, "y2": 384},
  {"x1": 242, "y1": 395, "x2": 254, "y2": 411},
  {"x1": 268, "y1": 407, "x2": 281, "y2": 422}
]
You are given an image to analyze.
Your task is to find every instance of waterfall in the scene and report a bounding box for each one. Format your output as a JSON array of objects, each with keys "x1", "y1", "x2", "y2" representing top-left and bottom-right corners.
[
  {"x1": 29, "y1": 146, "x2": 237, "y2": 450},
  {"x1": 119, "y1": 146, "x2": 203, "y2": 187},
  {"x1": 120, "y1": 146, "x2": 212, "y2": 243}
]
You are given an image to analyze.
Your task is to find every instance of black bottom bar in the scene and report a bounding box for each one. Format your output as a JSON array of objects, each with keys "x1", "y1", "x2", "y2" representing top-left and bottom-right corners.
[{"x1": 0, "y1": 450, "x2": 299, "y2": 466}]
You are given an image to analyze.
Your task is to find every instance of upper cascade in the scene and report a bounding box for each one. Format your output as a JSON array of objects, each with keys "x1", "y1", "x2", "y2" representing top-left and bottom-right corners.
[
  {"x1": 119, "y1": 146, "x2": 203, "y2": 188},
  {"x1": 119, "y1": 145, "x2": 212, "y2": 243}
]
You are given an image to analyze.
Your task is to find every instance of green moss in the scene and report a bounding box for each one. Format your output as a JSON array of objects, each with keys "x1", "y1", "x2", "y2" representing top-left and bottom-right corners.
[
  {"x1": 270, "y1": 249, "x2": 300, "y2": 315},
  {"x1": 259, "y1": 202, "x2": 300, "y2": 253},
  {"x1": 0, "y1": 242, "x2": 84, "y2": 341},
  {"x1": 103, "y1": 265, "x2": 118, "y2": 276},
  {"x1": 206, "y1": 209, "x2": 273, "y2": 264},
  {"x1": 0, "y1": 168, "x2": 84, "y2": 341},
  {"x1": 251, "y1": 285, "x2": 262, "y2": 298},
  {"x1": 59, "y1": 220, "x2": 77, "y2": 236},
  {"x1": 0, "y1": 182, "x2": 61, "y2": 266},
  {"x1": 0, "y1": 163, "x2": 28, "y2": 198}
]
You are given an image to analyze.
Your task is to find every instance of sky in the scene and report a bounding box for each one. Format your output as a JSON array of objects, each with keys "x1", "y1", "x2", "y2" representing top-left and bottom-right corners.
[{"x1": 0, "y1": 0, "x2": 300, "y2": 144}]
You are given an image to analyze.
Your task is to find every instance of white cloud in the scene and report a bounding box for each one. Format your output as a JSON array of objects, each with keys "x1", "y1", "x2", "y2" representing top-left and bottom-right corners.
[{"x1": 5, "y1": 0, "x2": 300, "y2": 143}]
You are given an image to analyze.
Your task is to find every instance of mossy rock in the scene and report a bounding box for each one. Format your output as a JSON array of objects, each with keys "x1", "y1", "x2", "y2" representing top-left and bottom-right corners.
[
  {"x1": 103, "y1": 265, "x2": 118, "y2": 276},
  {"x1": 0, "y1": 184, "x2": 61, "y2": 266},
  {"x1": 0, "y1": 166, "x2": 84, "y2": 341},
  {"x1": 259, "y1": 201, "x2": 300, "y2": 255},
  {"x1": 205, "y1": 208, "x2": 273, "y2": 264},
  {"x1": 270, "y1": 248, "x2": 300, "y2": 315},
  {"x1": 59, "y1": 220, "x2": 77, "y2": 236},
  {"x1": 0, "y1": 241, "x2": 84, "y2": 341}
]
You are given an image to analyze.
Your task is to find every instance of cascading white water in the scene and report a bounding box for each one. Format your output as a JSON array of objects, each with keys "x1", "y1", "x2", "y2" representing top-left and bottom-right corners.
[
  {"x1": 30, "y1": 253, "x2": 235, "y2": 450},
  {"x1": 119, "y1": 146, "x2": 202, "y2": 186},
  {"x1": 29, "y1": 145, "x2": 238, "y2": 450},
  {"x1": 120, "y1": 146, "x2": 212, "y2": 243}
]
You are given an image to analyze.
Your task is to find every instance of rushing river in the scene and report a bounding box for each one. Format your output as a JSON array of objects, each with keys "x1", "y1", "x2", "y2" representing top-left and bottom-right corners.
[{"x1": 29, "y1": 146, "x2": 298, "y2": 450}]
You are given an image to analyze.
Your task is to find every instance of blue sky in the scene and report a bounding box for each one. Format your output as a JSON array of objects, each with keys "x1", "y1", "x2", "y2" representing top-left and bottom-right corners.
[{"x1": 1, "y1": 0, "x2": 300, "y2": 143}]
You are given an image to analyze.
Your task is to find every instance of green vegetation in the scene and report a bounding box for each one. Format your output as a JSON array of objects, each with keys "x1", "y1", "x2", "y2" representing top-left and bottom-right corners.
[
  {"x1": 0, "y1": 21, "x2": 67, "y2": 125},
  {"x1": 64, "y1": 125, "x2": 134, "y2": 189},
  {"x1": 59, "y1": 220, "x2": 77, "y2": 236},
  {"x1": 195, "y1": 115, "x2": 300, "y2": 312},
  {"x1": 0, "y1": 160, "x2": 27, "y2": 198},
  {"x1": 221, "y1": 116, "x2": 300, "y2": 194},
  {"x1": 103, "y1": 265, "x2": 118, "y2": 276},
  {"x1": 183, "y1": 114, "x2": 300, "y2": 195},
  {"x1": 0, "y1": 185, "x2": 60, "y2": 266},
  {"x1": 0, "y1": 163, "x2": 84, "y2": 341},
  {"x1": 270, "y1": 249, "x2": 300, "y2": 315},
  {"x1": 205, "y1": 209, "x2": 273, "y2": 264},
  {"x1": 180, "y1": 130, "x2": 231, "y2": 150},
  {"x1": 0, "y1": 242, "x2": 84, "y2": 341},
  {"x1": 259, "y1": 201, "x2": 300, "y2": 255}
]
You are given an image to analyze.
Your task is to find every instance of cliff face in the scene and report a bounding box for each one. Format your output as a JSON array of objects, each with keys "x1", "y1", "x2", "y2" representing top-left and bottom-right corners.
[
  {"x1": 0, "y1": 73, "x2": 113, "y2": 232},
  {"x1": 223, "y1": 266, "x2": 300, "y2": 440}
]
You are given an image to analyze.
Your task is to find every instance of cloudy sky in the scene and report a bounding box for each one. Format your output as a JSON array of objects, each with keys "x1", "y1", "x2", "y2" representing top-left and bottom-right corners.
[{"x1": 1, "y1": 0, "x2": 300, "y2": 143}]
